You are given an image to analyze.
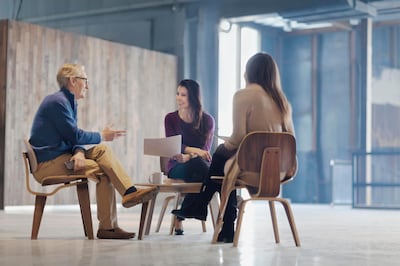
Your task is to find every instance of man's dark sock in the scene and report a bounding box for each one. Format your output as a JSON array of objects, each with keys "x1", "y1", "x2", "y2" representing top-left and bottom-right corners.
[{"x1": 124, "y1": 186, "x2": 137, "y2": 195}]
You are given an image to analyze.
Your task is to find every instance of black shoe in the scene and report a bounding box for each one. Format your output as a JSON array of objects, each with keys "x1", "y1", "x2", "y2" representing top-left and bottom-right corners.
[
  {"x1": 217, "y1": 229, "x2": 234, "y2": 243},
  {"x1": 217, "y1": 235, "x2": 234, "y2": 243},
  {"x1": 171, "y1": 209, "x2": 207, "y2": 221},
  {"x1": 174, "y1": 229, "x2": 184, "y2": 235},
  {"x1": 217, "y1": 221, "x2": 235, "y2": 243}
]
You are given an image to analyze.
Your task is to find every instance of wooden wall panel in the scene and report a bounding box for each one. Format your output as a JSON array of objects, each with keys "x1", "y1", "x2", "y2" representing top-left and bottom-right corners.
[{"x1": 2, "y1": 20, "x2": 177, "y2": 206}]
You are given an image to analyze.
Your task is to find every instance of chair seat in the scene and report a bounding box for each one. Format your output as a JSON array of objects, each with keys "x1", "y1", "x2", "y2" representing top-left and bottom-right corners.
[{"x1": 41, "y1": 175, "x2": 87, "y2": 186}]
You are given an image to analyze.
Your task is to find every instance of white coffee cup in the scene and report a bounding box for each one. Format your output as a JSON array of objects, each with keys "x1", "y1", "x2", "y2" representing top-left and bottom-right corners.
[{"x1": 149, "y1": 172, "x2": 163, "y2": 184}]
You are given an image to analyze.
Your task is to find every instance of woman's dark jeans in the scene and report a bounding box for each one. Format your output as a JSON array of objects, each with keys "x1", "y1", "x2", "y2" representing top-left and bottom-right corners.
[
  {"x1": 168, "y1": 157, "x2": 210, "y2": 221},
  {"x1": 175, "y1": 144, "x2": 238, "y2": 236}
]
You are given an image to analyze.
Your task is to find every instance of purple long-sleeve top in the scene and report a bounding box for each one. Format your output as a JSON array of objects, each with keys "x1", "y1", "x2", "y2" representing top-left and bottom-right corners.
[{"x1": 164, "y1": 110, "x2": 215, "y2": 173}]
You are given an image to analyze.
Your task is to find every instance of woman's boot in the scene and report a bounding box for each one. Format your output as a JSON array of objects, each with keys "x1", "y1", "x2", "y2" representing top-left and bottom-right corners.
[{"x1": 217, "y1": 189, "x2": 237, "y2": 243}]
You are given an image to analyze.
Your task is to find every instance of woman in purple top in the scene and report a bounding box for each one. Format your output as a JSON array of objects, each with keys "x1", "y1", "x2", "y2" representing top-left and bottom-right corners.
[{"x1": 164, "y1": 79, "x2": 215, "y2": 235}]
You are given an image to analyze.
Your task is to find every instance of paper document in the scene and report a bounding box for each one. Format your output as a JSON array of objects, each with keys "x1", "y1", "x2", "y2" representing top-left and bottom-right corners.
[{"x1": 143, "y1": 135, "x2": 182, "y2": 157}]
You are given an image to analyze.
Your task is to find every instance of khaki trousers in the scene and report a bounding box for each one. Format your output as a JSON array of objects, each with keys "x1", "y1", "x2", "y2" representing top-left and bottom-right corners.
[{"x1": 34, "y1": 144, "x2": 133, "y2": 229}]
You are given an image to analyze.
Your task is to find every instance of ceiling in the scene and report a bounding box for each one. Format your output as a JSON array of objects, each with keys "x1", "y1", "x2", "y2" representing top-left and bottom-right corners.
[
  {"x1": 4, "y1": 0, "x2": 400, "y2": 32},
  {"x1": 221, "y1": 0, "x2": 400, "y2": 31}
]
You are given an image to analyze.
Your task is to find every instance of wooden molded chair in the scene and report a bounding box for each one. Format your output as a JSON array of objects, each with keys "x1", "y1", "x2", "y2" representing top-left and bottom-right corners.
[
  {"x1": 211, "y1": 131, "x2": 300, "y2": 247},
  {"x1": 23, "y1": 139, "x2": 94, "y2": 240}
]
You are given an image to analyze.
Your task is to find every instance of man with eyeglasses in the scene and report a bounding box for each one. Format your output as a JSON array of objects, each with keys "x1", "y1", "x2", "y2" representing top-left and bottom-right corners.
[{"x1": 29, "y1": 63, "x2": 158, "y2": 239}]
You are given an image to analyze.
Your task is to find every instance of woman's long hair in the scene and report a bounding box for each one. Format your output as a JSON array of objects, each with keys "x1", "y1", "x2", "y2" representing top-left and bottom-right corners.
[
  {"x1": 178, "y1": 79, "x2": 208, "y2": 143},
  {"x1": 245, "y1": 52, "x2": 292, "y2": 131}
]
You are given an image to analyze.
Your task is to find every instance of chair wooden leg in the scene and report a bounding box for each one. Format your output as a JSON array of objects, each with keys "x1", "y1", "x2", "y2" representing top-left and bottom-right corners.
[
  {"x1": 211, "y1": 190, "x2": 232, "y2": 243},
  {"x1": 156, "y1": 195, "x2": 175, "y2": 233},
  {"x1": 209, "y1": 193, "x2": 220, "y2": 229},
  {"x1": 31, "y1": 195, "x2": 47, "y2": 240},
  {"x1": 212, "y1": 164, "x2": 239, "y2": 244},
  {"x1": 212, "y1": 218, "x2": 224, "y2": 243},
  {"x1": 169, "y1": 193, "x2": 182, "y2": 235},
  {"x1": 279, "y1": 199, "x2": 301, "y2": 247},
  {"x1": 233, "y1": 200, "x2": 248, "y2": 247},
  {"x1": 76, "y1": 182, "x2": 94, "y2": 240},
  {"x1": 201, "y1": 221, "x2": 207, "y2": 232},
  {"x1": 269, "y1": 200, "x2": 280, "y2": 244},
  {"x1": 138, "y1": 201, "x2": 149, "y2": 240}
]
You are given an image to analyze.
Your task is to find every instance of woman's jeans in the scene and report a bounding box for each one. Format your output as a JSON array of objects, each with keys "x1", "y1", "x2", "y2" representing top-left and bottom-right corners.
[
  {"x1": 168, "y1": 157, "x2": 210, "y2": 220},
  {"x1": 176, "y1": 144, "x2": 238, "y2": 234}
]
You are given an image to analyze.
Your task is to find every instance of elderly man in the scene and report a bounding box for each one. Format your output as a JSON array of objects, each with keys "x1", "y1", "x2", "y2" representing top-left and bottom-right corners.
[{"x1": 29, "y1": 63, "x2": 157, "y2": 239}]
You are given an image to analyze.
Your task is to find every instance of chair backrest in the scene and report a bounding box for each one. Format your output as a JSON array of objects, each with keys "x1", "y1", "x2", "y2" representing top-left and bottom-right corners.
[
  {"x1": 24, "y1": 139, "x2": 38, "y2": 173},
  {"x1": 160, "y1": 157, "x2": 169, "y2": 174},
  {"x1": 236, "y1": 131, "x2": 297, "y2": 197},
  {"x1": 23, "y1": 139, "x2": 42, "y2": 195}
]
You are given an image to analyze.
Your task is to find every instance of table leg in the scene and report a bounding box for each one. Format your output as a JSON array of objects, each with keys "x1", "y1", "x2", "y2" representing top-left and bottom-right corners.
[{"x1": 144, "y1": 191, "x2": 158, "y2": 235}]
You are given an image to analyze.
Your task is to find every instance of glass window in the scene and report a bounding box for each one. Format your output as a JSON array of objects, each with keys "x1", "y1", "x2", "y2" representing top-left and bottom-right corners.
[{"x1": 218, "y1": 24, "x2": 260, "y2": 142}]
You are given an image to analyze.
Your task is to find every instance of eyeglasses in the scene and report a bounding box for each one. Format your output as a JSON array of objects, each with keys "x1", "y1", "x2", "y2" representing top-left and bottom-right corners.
[{"x1": 75, "y1": 77, "x2": 88, "y2": 85}]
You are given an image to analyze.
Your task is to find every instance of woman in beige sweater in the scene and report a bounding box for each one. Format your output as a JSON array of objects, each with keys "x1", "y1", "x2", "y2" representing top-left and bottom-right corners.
[{"x1": 172, "y1": 52, "x2": 295, "y2": 242}]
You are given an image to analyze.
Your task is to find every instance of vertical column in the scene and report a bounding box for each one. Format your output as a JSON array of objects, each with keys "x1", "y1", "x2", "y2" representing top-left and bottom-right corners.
[
  {"x1": 0, "y1": 20, "x2": 8, "y2": 209},
  {"x1": 183, "y1": 6, "x2": 198, "y2": 80},
  {"x1": 197, "y1": 2, "x2": 219, "y2": 119},
  {"x1": 184, "y1": 2, "x2": 220, "y2": 149},
  {"x1": 359, "y1": 18, "x2": 372, "y2": 205}
]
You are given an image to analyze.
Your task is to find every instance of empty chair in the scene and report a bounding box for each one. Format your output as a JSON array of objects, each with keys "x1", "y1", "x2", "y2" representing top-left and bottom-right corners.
[{"x1": 211, "y1": 131, "x2": 300, "y2": 247}]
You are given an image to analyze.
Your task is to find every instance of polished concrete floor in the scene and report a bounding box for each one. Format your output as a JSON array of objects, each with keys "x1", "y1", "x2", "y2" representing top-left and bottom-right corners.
[{"x1": 1, "y1": 201, "x2": 399, "y2": 266}]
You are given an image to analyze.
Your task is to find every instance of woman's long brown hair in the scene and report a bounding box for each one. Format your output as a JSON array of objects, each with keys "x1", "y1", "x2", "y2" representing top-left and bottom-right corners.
[
  {"x1": 178, "y1": 79, "x2": 209, "y2": 144},
  {"x1": 245, "y1": 52, "x2": 292, "y2": 131}
]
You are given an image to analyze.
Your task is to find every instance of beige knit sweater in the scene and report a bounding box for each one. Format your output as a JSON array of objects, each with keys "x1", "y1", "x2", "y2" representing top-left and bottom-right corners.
[
  {"x1": 222, "y1": 83, "x2": 296, "y2": 186},
  {"x1": 224, "y1": 83, "x2": 295, "y2": 151}
]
